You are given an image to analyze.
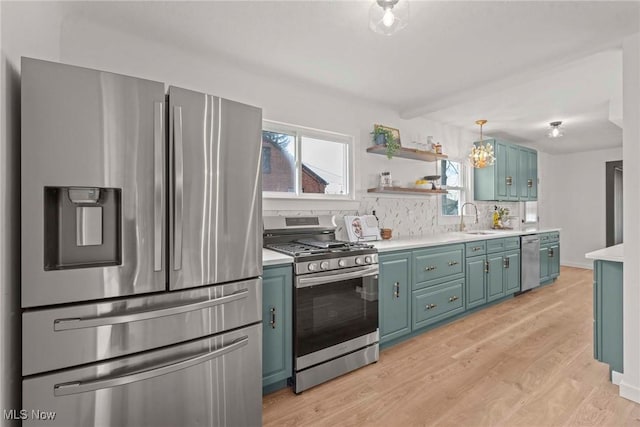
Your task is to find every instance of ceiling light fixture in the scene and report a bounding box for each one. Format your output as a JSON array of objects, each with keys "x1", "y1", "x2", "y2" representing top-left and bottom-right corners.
[
  {"x1": 469, "y1": 119, "x2": 495, "y2": 169},
  {"x1": 369, "y1": 0, "x2": 409, "y2": 36},
  {"x1": 548, "y1": 121, "x2": 564, "y2": 138}
]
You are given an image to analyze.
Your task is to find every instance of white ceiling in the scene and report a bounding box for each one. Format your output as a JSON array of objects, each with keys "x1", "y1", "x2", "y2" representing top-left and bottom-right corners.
[{"x1": 59, "y1": 1, "x2": 639, "y2": 154}]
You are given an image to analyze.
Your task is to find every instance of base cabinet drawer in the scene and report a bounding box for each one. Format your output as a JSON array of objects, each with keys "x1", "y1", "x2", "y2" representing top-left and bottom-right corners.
[
  {"x1": 412, "y1": 279, "x2": 465, "y2": 329},
  {"x1": 413, "y1": 245, "x2": 464, "y2": 289}
]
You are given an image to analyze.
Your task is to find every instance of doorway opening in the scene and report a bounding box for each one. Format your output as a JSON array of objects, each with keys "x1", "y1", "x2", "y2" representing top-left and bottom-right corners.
[{"x1": 606, "y1": 160, "x2": 623, "y2": 247}]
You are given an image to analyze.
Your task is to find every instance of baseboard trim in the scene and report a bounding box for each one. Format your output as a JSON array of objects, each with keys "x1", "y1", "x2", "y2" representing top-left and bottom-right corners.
[
  {"x1": 619, "y1": 379, "x2": 640, "y2": 403},
  {"x1": 561, "y1": 261, "x2": 593, "y2": 270},
  {"x1": 612, "y1": 370, "x2": 623, "y2": 386}
]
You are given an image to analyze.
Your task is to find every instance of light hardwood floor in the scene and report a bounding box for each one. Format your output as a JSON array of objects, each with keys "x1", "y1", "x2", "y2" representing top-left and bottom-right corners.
[{"x1": 263, "y1": 266, "x2": 640, "y2": 426}]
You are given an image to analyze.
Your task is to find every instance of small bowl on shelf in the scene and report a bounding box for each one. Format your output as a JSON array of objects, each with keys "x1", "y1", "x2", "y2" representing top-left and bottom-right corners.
[{"x1": 415, "y1": 182, "x2": 432, "y2": 190}]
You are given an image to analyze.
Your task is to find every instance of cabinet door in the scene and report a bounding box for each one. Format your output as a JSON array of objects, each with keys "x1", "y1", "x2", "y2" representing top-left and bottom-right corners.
[
  {"x1": 262, "y1": 265, "x2": 292, "y2": 389},
  {"x1": 506, "y1": 144, "x2": 519, "y2": 200},
  {"x1": 495, "y1": 142, "x2": 508, "y2": 200},
  {"x1": 487, "y1": 254, "x2": 505, "y2": 301},
  {"x1": 528, "y1": 150, "x2": 538, "y2": 200},
  {"x1": 549, "y1": 244, "x2": 560, "y2": 278},
  {"x1": 466, "y1": 255, "x2": 487, "y2": 309},
  {"x1": 518, "y1": 148, "x2": 530, "y2": 201},
  {"x1": 379, "y1": 252, "x2": 412, "y2": 344},
  {"x1": 504, "y1": 250, "x2": 521, "y2": 293},
  {"x1": 540, "y1": 245, "x2": 550, "y2": 283}
]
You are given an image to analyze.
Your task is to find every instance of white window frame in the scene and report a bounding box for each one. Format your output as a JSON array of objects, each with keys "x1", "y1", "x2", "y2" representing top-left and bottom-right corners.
[
  {"x1": 438, "y1": 159, "x2": 470, "y2": 225},
  {"x1": 262, "y1": 120, "x2": 354, "y2": 200}
]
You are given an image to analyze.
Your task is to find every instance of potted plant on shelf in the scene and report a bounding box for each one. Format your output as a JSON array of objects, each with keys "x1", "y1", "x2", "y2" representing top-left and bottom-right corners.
[{"x1": 371, "y1": 125, "x2": 401, "y2": 159}]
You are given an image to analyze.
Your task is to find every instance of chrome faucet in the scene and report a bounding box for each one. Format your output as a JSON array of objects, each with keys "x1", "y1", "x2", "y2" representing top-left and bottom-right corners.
[{"x1": 459, "y1": 202, "x2": 479, "y2": 232}]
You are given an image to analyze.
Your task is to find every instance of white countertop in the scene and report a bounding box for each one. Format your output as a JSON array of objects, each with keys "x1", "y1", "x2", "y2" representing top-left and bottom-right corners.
[
  {"x1": 263, "y1": 248, "x2": 293, "y2": 267},
  {"x1": 373, "y1": 228, "x2": 561, "y2": 253},
  {"x1": 585, "y1": 244, "x2": 623, "y2": 263}
]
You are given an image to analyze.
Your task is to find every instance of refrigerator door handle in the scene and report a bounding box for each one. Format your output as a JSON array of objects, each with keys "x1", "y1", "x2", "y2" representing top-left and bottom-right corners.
[
  {"x1": 53, "y1": 288, "x2": 249, "y2": 331},
  {"x1": 53, "y1": 336, "x2": 249, "y2": 396},
  {"x1": 153, "y1": 101, "x2": 164, "y2": 272},
  {"x1": 173, "y1": 105, "x2": 184, "y2": 271}
]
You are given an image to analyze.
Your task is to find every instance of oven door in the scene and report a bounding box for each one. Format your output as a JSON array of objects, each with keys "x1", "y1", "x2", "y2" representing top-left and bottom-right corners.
[{"x1": 294, "y1": 265, "x2": 379, "y2": 369}]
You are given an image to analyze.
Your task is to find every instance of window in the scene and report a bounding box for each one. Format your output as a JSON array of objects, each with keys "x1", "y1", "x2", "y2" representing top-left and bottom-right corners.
[
  {"x1": 438, "y1": 160, "x2": 470, "y2": 224},
  {"x1": 439, "y1": 160, "x2": 468, "y2": 221},
  {"x1": 524, "y1": 201, "x2": 538, "y2": 223},
  {"x1": 262, "y1": 121, "x2": 352, "y2": 198}
]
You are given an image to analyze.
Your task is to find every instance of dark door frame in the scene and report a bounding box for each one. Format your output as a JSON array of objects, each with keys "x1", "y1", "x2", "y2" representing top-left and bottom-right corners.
[{"x1": 606, "y1": 160, "x2": 623, "y2": 247}]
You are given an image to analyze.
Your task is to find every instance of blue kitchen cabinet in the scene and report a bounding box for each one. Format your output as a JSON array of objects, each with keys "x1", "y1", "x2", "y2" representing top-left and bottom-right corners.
[
  {"x1": 475, "y1": 139, "x2": 537, "y2": 202},
  {"x1": 539, "y1": 232, "x2": 560, "y2": 284},
  {"x1": 593, "y1": 260, "x2": 623, "y2": 377},
  {"x1": 466, "y1": 255, "x2": 487, "y2": 309},
  {"x1": 518, "y1": 147, "x2": 538, "y2": 201},
  {"x1": 487, "y1": 253, "x2": 505, "y2": 301},
  {"x1": 504, "y1": 250, "x2": 521, "y2": 293},
  {"x1": 379, "y1": 251, "x2": 412, "y2": 344},
  {"x1": 262, "y1": 265, "x2": 292, "y2": 393}
]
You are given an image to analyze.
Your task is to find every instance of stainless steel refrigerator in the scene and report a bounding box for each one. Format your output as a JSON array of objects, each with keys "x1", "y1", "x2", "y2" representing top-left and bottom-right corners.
[{"x1": 20, "y1": 58, "x2": 263, "y2": 427}]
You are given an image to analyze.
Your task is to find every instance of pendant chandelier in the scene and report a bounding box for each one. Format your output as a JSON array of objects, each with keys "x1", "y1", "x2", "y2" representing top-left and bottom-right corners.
[{"x1": 469, "y1": 119, "x2": 495, "y2": 169}]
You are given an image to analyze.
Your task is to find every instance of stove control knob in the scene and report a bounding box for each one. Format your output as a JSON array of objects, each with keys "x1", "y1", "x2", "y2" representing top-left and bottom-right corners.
[
  {"x1": 355, "y1": 257, "x2": 363, "y2": 265},
  {"x1": 365, "y1": 256, "x2": 372, "y2": 264},
  {"x1": 308, "y1": 263, "x2": 318, "y2": 272},
  {"x1": 338, "y1": 259, "x2": 346, "y2": 267},
  {"x1": 320, "y1": 261, "x2": 329, "y2": 270}
]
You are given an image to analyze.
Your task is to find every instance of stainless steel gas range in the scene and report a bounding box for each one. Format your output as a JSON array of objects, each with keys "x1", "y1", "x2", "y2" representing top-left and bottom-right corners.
[{"x1": 264, "y1": 215, "x2": 379, "y2": 393}]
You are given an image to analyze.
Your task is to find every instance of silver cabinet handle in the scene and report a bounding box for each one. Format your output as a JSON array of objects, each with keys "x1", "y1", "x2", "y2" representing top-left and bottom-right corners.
[
  {"x1": 527, "y1": 179, "x2": 533, "y2": 188},
  {"x1": 472, "y1": 246, "x2": 482, "y2": 252},
  {"x1": 173, "y1": 105, "x2": 184, "y2": 271},
  {"x1": 153, "y1": 101, "x2": 164, "y2": 272},
  {"x1": 448, "y1": 296, "x2": 459, "y2": 302},
  {"x1": 393, "y1": 282, "x2": 400, "y2": 298},
  {"x1": 448, "y1": 261, "x2": 459, "y2": 266},
  {"x1": 54, "y1": 336, "x2": 249, "y2": 396},
  {"x1": 53, "y1": 289, "x2": 249, "y2": 331},
  {"x1": 484, "y1": 261, "x2": 489, "y2": 274},
  {"x1": 269, "y1": 307, "x2": 276, "y2": 329},
  {"x1": 549, "y1": 248, "x2": 554, "y2": 257},
  {"x1": 506, "y1": 176, "x2": 513, "y2": 186},
  {"x1": 425, "y1": 265, "x2": 437, "y2": 272},
  {"x1": 425, "y1": 303, "x2": 437, "y2": 310}
]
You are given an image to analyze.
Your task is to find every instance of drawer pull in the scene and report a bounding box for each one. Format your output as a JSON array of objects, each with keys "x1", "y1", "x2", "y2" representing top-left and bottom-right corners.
[
  {"x1": 425, "y1": 303, "x2": 437, "y2": 310},
  {"x1": 506, "y1": 176, "x2": 513, "y2": 186},
  {"x1": 527, "y1": 179, "x2": 533, "y2": 188},
  {"x1": 472, "y1": 246, "x2": 482, "y2": 252},
  {"x1": 448, "y1": 261, "x2": 459, "y2": 266},
  {"x1": 269, "y1": 307, "x2": 276, "y2": 329},
  {"x1": 425, "y1": 265, "x2": 437, "y2": 272},
  {"x1": 393, "y1": 282, "x2": 400, "y2": 298},
  {"x1": 448, "y1": 295, "x2": 459, "y2": 302}
]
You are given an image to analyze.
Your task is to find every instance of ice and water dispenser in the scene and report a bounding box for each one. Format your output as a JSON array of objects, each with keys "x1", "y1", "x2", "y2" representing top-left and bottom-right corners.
[{"x1": 44, "y1": 186, "x2": 122, "y2": 270}]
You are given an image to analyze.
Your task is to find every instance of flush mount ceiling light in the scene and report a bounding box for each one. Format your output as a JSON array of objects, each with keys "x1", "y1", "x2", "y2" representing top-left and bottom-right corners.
[
  {"x1": 548, "y1": 121, "x2": 564, "y2": 138},
  {"x1": 369, "y1": 0, "x2": 409, "y2": 36},
  {"x1": 469, "y1": 119, "x2": 495, "y2": 169}
]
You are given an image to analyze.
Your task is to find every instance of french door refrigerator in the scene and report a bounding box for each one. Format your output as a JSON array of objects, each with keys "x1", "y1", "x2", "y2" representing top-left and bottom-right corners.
[{"x1": 20, "y1": 57, "x2": 263, "y2": 427}]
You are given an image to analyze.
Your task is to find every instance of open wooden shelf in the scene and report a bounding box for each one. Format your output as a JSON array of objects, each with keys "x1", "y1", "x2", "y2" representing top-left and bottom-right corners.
[
  {"x1": 367, "y1": 187, "x2": 448, "y2": 196},
  {"x1": 366, "y1": 145, "x2": 449, "y2": 162}
]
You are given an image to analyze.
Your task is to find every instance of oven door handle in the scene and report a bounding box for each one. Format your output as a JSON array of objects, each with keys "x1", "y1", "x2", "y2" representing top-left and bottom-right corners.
[{"x1": 296, "y1": 265, "x2": 379, "y2": 289}]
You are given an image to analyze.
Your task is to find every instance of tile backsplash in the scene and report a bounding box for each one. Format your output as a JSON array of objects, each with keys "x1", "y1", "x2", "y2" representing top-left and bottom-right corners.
[{"x1": 264, "y1": 196, "x2": 521, "y2": 241}]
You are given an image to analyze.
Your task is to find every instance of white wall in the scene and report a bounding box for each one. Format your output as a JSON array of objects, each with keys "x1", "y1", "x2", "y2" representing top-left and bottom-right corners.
[
  {"x1": 539, "y1": 147, "x2": 623, "y2": 268},
  {"x1": 621, "y1": 32, "x2": 640, "y2": 404}
]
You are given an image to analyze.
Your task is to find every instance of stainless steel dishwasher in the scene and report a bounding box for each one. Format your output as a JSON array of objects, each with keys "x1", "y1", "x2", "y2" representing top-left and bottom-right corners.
[{"x1": 521, "y1": 235, "x2": 541, "y2": 291}]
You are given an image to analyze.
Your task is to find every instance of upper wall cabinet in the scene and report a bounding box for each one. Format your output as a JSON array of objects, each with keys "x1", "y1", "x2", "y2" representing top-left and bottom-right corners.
[{"x1": 473, "y1": 139, "x2": 538, "y2": 202}]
